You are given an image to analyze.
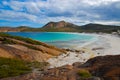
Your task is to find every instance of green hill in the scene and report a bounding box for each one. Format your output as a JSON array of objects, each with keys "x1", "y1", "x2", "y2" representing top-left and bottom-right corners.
[{"x1": 0, "y1": 21, "x2": 120, "y2": 33}]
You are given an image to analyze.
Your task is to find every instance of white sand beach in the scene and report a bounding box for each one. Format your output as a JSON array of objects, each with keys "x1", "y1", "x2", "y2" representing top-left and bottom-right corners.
[
  {"x1": 86, "y1": 33, "x2": 120, "y2": 56},
  {"x1": 47, "y1": 33, "x2": 120, "y2": 68},
  {"x1": 102, "y1": 34, "x2": 120, "y2": 55}
]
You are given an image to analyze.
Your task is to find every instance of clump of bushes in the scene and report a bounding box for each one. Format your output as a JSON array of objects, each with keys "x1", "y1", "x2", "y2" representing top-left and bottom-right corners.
[
  {"x1": 0, "y1": 57, "x2": 49, "y2": 79},
  {"x1": 0, "y1": 38, "x2": 16, "y2": 44},
  {"x1": 77, "y1": 69, "x2": 92, "y2": 78},
  {"x1": 0, "y1": 57, "x2": 31, "y2": 78}
]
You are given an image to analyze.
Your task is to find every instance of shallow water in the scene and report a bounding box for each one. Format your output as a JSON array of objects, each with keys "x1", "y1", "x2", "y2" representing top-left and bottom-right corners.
[{"x1": 7, "y1": 32, "x2": 97, "y2": 49}]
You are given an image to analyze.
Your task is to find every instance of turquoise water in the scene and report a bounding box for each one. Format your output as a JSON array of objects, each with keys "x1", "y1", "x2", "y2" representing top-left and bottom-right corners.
[{"x1": 7, "y1": 32, "x2": 97, "y2": 49}]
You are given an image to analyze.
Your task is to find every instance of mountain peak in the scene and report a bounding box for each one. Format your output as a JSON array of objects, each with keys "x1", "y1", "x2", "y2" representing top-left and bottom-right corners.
[
  {"x1": 42, "y1": 21, "x2": 76, "y2": 29},
  {"x1": 58, "y1": 20, "x2": 66, "y2": 23}
]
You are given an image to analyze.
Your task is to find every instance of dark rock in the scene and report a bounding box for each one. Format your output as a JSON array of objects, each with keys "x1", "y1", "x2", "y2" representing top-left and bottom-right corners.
[
  {"x1": 1, "y1": 55, "x2": 120, "y2": 80},
  {"x1": 82, "y1": 55, "x2": 120, "y2": 80}
]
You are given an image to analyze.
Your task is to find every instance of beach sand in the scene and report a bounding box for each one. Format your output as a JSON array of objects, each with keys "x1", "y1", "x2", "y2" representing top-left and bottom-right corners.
[
  {"x1": 102, "y1": 34, "x2": 120, "y2": 55},
  {"x1": 86, "y1": 33, "x2": 120, "y2": 56},
  {"x1": 47, "y1": 33, "x2": 120, "y2": 68}
]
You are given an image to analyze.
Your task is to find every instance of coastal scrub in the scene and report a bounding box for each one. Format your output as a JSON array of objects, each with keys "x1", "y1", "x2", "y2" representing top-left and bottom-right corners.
[
  {"x1": 77, "y1": 69, "x2": 92, "y2": 78},
  {"x1": 0, "y1": 57, "x2": 31, "y2": 78}
]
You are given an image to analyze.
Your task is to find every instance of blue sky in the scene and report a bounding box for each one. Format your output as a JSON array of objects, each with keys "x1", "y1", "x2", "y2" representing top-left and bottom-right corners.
[{"x1": 0, "y1": 0, "x2": 120, "y2": 27}]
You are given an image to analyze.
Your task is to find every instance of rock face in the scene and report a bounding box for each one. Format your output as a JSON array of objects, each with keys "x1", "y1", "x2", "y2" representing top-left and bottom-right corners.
[
  {"x1": 83, "y1": 55, "x2": 120, "y2": 80},
  {"x1": 1, "y1": 55, "x2": 120, "y2": 80},
  {"x1": 0, "y1": 34, "x2": 66, "y2": 62},
  {"x1": 39, "y1": 55, "x2": 120, "y2": 80}
]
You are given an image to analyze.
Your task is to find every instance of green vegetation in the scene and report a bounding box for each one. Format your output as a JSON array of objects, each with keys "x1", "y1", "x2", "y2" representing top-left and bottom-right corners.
[
  {"x1": 0, "y1": 57, "x2": 49, "y2": 78},
  {"x1": 0, "y1": 33, "x2": 60, "y2": 51},
  {"x1": 0, "y1": 57, "x2": 31, "y2": 78},
  {"x1": 0, "y1": 32, "x2": 41, "y2": 45},
  {"x1": 0, "y1": 33, "x2": 41, "y2": 50},
  {"x1": 0, "y1": 32, "x2": 53, "y2": 48},
  {"x1": 77, "y1": 69, "x2": 92, "y2": 78},
  {"x1": 0, "y1": 38, "x2": 16, "y2": 44},
  {"x1": 1, "y1": 22, "x2": 120, "y2": 33},
  {"x1": 24, "y1": 23, "x2": 120, "y2": 33}
]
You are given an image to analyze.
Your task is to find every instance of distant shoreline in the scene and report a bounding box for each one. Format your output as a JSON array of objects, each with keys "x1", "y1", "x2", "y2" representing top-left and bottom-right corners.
[{"x1": 0, "y1": 21, "x2": 120, "y2": 33}]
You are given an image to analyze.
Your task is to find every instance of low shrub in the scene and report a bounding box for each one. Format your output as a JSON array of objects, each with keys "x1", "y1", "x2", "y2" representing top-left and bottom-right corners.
[
  {"x1": 0, "y1": 57, "x2": 49, "y2": 78},
  {"x1": 77, "y1": 69, "x2": 92, "y2": 78},
  {"x1": 0, "y1": 33, "x2": 41, "y2": 45},
  {"x1": 0, "y1": 57, "x2": 31, "y2": 78},
  {"x1": 0, "y1": 38, "x2": 16, "y2": 44}
]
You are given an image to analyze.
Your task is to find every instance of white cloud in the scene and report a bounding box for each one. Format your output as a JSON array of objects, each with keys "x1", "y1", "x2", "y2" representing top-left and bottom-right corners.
[
  {"x1": 82, "y1": 0, "x2": 120, "y2": 6},
  {"x1": 2, "y1": 1, "x2": 41, "y2": 13},
  {"x1": 3, "y1": 0, "x2": 120, "y2": 15},
  {"x1": 94, "y1": 21, "x2": 120, "y2": 25},
  {"x1": 1, "y1": 0, "x2": 120, "y2": 26},
  {"x1": 0, "y1": 10, "x2": 38, "y2": 22}
]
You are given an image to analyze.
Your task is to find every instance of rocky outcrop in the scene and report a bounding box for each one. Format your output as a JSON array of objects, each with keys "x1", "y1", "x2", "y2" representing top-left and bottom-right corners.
[
  {"x1": 82, "y1": 55, "x2": 120, "y2": 80},
  {"x1": 0, "y1": 34, "x2": 66, "y2": 62},
  {"x1": 0, "y1": 73, "x2": 39, "y2": 80},
  {"x1": 1, "y1": 55, "x2": 119, "y2": 80},
  {"x1": 0, "y1": 33, "x2": 119, "y2": 80},
  {"x1": 39, "y1": 55, "x2": 120, "y2": 80}
]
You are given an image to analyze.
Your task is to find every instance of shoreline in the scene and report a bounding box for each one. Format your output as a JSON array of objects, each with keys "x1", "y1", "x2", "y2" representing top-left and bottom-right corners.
[
  {"x1": 47, "y1": 33, "x2": 120, "y2": 68},
  {"x1": 98, "y1": 34, "x2": 120, "y2": 55}
]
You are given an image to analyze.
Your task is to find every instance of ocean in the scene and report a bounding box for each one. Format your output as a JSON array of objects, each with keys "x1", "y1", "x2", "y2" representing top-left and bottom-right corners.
[{"x1": 7, "y1": 32, "x2": 97, "y2": 49}]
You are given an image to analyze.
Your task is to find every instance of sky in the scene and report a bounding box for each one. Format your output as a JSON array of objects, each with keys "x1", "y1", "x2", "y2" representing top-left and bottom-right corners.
[{"x1": 0, "y1": 0, "x2": 120, "y2": 27}]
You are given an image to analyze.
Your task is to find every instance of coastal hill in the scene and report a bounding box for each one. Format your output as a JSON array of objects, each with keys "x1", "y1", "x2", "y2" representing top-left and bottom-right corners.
[
  {"x1": 0, "y1": 21, "x2": 120, "y2": 33},
  {"x1": 40, "y1": 21, "x2": 80, "y2": 32},
  {"x1": 43, "y1": 21, "x2": 78, "y2": 28},
  {"x1": 81, "y1": 23, "x2": 120, "y2": 33},
  {"x1": 0, "y1": 33, "x2": 66, "y2": 62},
  {"x1": 0, "y1": 26, "x2": 31, "y2": 32}
]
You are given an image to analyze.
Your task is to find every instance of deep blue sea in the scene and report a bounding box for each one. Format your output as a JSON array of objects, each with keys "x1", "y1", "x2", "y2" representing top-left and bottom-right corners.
[{"x1": 7, "y1": 32, "x2": 97, "y2": 49}]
